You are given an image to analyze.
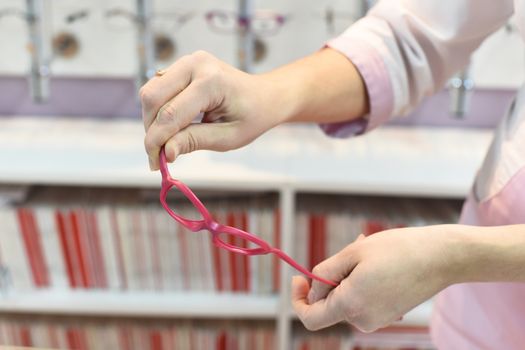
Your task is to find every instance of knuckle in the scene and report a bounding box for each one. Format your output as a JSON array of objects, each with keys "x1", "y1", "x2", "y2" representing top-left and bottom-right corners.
[
  {"x1": 200, "y1": 68, "x2": 223, "y2": 88},
  {"x1": 191, "y1": 50, "x2": 213, "y2": 63},
  {"x1": 194, "y1": 72, "x2": 223, "y2": 106},
  {"x1": 139, "y1": 85, "x2": 156, "y2": 108},
  {"x1": 342, "y1": 307, "x2": 358, "y2": 325},
  {"x1": 355, "y1": 318, "x2": 380, "y2": 334},
  {"x1": 191, "y1": 52, "x2": 223, "y2": 82},
  {"x1": 156, "y1": 104, "x2": 179, "y2": 127},
  {"x1": 193, "y1": 62, "x2": 224, "y2": 91},
  {"x1": 343, "y1": 305, "x2": 381, "y2": 333},
  {"x1": 341, "y1": 296, "x2": 363, "y2": 324}
]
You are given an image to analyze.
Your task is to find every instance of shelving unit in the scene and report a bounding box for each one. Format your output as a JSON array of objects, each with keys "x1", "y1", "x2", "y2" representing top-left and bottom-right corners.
[
  {"x1": 0, "y1": 116, "x2": 491, "y2": 194},
  {"x1": 0, "y1": 116, "x2": 493, "y2": 349},
  {"x1": 0, "y1": 290, "x2": 279, "y2": 319}
]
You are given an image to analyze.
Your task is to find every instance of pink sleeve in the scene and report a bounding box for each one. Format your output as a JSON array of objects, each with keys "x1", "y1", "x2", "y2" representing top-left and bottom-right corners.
[
  {"x1": 319, "y1": 38, "x2": 394, "y2": 138},
  {"x1": 319, "y1": 0, "x2": 513, "y2": 138}
]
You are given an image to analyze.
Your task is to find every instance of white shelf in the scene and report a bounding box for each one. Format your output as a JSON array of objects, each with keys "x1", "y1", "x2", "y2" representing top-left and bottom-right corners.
[
  {"x1": 0, "y1": 116, "x2": 492, "y2": 197},
  {"x1": 0, "y1": 289, "x2": 431, "y2": 329},
  {"x1": 0, "y1": 289, "x2": 279, "y2": 319}
]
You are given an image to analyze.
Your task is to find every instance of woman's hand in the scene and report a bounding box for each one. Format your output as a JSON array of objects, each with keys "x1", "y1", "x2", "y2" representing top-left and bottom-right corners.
[
  {"x1": 140, "y1": 49, "x2": 369, "y2": 170},
  {"x1": 292, "y1": 225, "x2": 466, "y2": 332},
  {"x1": 140, "y1": 50, "x2": 289, "y2": 170}
]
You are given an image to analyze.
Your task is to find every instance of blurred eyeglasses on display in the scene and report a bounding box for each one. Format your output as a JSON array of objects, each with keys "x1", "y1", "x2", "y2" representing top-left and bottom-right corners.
[
  {"x1": 153, "y1": 11, "x2": 194, "y2": 31},
  {"x1": 205, "y1": 10, "x2": 288, "y2": 36},
  {"x1": 105, "y1": 8, "x2": 192, "y2": 31}
]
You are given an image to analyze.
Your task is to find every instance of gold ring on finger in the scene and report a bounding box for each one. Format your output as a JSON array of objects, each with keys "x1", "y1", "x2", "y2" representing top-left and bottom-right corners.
[{"x1": 155, "y1": 69, "x2": 167, "y2": 77}]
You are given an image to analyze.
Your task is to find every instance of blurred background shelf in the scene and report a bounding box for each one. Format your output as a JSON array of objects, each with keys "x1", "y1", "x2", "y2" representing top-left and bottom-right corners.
[
  {"x1": 0, "y1": 289, "x2": 427, "y2": 334},
  {"x1": 0, "y1": 290, "x2": 279, "y2": 319},
  {"x1": 0, "y1": 116, "x2": 492, "y2": 197}
]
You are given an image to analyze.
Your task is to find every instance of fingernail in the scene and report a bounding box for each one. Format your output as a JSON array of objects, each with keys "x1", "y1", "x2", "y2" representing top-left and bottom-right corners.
[
  {"x1": 169, "y1": 147, "x2": 179, "y2": 163},
  {"x1": 148, "y1": 157, "x2": 155, "y2": 171}
]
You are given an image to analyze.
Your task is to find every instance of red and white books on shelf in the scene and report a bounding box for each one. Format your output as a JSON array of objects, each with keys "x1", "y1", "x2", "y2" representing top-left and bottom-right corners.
[
  {"x1": 0, "y1": 188, "x2": 459, "y2": 296},
  {"x1": 0, "y1": 188, "x2": 282, "y2": 295},
  {"x1": 293, "y1": 196, "x2": 459, "y2": 271},
  {"x1": 0, "y1": 316, "x2": 276, "y2": 350},
  {"x1": 0, "y1": 316, "x2": 435, "y2": 350}
]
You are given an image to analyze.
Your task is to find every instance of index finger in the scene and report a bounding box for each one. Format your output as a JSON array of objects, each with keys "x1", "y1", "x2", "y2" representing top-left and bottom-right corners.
[{"x1": 140, "y1": 55, "x2": 193, "y2": 131}]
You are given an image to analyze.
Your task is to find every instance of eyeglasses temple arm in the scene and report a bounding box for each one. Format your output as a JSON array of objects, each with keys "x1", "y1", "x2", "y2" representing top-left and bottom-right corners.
[
  {"x1": 271, "y1": 248, "x2": 338, "y2": 287},
  {"x1": 159, "y1": 147, "x2": 170, "y2": 180}
]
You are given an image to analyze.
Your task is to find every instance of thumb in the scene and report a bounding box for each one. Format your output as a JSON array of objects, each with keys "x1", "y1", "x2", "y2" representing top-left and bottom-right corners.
[
  {"x1": 164, "y1": 122, "x2": 237, "y2": 161},
  {"x1": 307, "y1": 246, "x2": 358, "y2": 304},
  {"x1": 292, "y1": 275, "x2": 343, "y2": 331}
]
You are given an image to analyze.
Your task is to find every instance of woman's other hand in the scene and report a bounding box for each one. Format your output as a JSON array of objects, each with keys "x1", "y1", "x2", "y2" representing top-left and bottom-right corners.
[{"x1": 292, "y1": 225, "x2": 466, "y2": 332}]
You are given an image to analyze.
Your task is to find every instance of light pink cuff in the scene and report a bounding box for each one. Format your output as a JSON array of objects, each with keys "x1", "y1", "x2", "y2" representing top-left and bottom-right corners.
[{"x1": 319, "y1": 37, "x2": 394, "y2": 138}]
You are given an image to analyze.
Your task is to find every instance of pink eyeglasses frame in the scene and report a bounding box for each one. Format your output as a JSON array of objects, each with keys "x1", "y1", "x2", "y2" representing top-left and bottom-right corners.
[{"x1": 158, "y1": 147, "x2": 337, "y2": 287}]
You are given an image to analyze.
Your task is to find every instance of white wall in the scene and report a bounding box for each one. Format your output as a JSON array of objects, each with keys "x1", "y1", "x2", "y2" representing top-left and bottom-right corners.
[{"x1": 0, "y1": 0, "x2": 522, "y2": 89}]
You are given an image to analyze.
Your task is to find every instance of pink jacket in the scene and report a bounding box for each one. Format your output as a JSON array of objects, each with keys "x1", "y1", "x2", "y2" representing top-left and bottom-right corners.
[{"x1": 323, "y1": 0, "x2": 525, "y2": 348}]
